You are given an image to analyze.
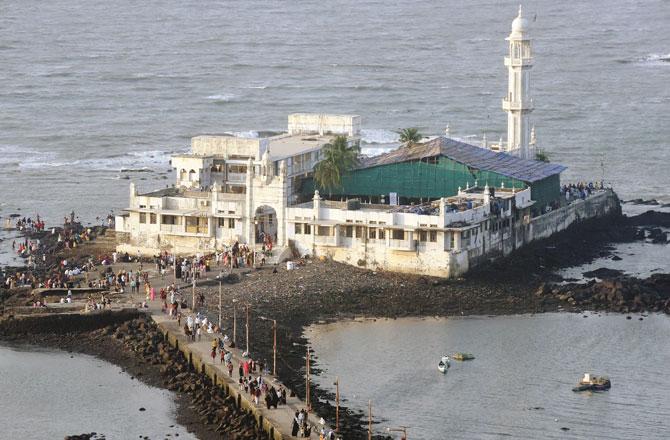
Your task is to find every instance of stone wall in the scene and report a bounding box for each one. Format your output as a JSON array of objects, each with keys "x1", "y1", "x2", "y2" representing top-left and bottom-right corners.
[{"x1": 295, "y1": 190, "x2": 620, "y2": 278}]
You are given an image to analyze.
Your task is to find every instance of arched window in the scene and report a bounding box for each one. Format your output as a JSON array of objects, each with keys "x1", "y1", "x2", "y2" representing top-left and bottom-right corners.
[
  {"x1": 189, "y1": 169, "x2": 197, "y2": 182},
  {"x1": 179, "y1": 169, "x2": 187, "y2": 181}
]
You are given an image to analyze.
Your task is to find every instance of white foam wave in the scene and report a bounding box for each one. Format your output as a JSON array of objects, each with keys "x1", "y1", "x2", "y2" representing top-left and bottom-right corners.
[
  {"x1": 360, "y1": 129, "x2": 399, "y2": 144},
  {"x1": 361, "y1": 146, "x2": 398, "y2": 157},
  {"x1": 223, "y1": 131, "x2": 259, "y2": 138},
  {"x1": 17, "y1": 148, "x2": 183, "y2": 172},
  {"x1": 206, "y1": 94, "x2": 236, "y2": 102},
  {"x1": 642, "y1": 53, "x2": 670, "y2": 65}
]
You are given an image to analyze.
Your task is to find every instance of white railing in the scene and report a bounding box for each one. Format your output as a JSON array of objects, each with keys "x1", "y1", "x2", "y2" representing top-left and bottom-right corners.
[
  {"x1": 314, "y1": 235, "x2": 337, "y2": 246},
  {"x1": 226, "y1": 172, "x2": 246, "y2": 183},
  {"x1": 160, "y1": 224, "x2": 183, "y2": 234},
  {"x1": 388, "y1": 239, "x2": 412, "y2": 250}
]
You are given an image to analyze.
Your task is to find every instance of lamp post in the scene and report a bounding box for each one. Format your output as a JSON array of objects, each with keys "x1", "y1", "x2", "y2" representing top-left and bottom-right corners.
[
  {"x1": 259, "y1": 316, "x2": 277, "y2": 376},
  {"x1": 232, "y1": 299, "x2": 237, "y2": 346},
  {"x1": 191, "y1": 277, "x2": 196, "y2": 311},
  {"x1": 368, "y1": 400, "x2": 372, "y2": 440},
  {"x1": 245, "y1": 303, "x2": 250, "y2": 355},
  {"x1": 306, "y1": 345, "x2": 311, "y2": 413},
  {"x1": 217, "y1": 280, "x2": 222, "y2": 328},
  {"x1": 334, "y1": 377, "x2": 340, "y2": 433},
  {"x1": 386, "y1": 426, "x2": 409, "y2": 440}
]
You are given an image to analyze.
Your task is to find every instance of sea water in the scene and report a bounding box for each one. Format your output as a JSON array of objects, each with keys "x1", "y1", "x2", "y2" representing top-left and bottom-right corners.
[
  {"x1": 0, "y1": 344, "x2": 195, "y2": 440},
  {"x1": 306, "y1": 313, "x2": 670, "y2": 439}
]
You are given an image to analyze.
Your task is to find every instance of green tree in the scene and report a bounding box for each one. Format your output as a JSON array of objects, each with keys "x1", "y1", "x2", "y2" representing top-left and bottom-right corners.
[
  {"x1": 397, "y1": 127, "x2": 422, "y2": 147},
  {"x1": 535, "y1": 149, "x2": 550, "y2": 162},
  {"x1": 313, "y1": 135, "x2": 360, "y2": 196}
]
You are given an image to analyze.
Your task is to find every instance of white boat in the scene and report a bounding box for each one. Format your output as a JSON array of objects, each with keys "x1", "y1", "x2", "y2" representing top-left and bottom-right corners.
[{"x1": 438, "y1": 355, "x2": 450, "y2": 373}]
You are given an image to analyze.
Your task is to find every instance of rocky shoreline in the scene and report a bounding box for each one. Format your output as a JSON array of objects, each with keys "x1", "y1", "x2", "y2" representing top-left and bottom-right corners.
[{"x1": 0, "y1": 312, "x2": 267, "y2": 440}]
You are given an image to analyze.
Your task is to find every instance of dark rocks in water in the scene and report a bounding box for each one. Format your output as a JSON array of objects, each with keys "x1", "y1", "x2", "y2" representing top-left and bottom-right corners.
[
  {"x1": 626, "y1": 316, "x2": 632, "y2": 320},
  {"x1": 625, "y1": 199, "x2": 659, "y2": 206},
  {"x1": 138, "y1": 407, "x2": 146, "y2": 411},
  {"x1": 583, "y1": 268, "x2": 624, "y2": 279},
  {"x1": 611, "y1": 255, "x2": 623, "y2": 261},
  {"x1": 628, "y1": 210, "x2": 670, "y2": 228},
  {"x1": 9, "y1": 213, "x2": 20, "y2": 218},
  {"x1": 560, "y1": 427, "x2": 570, "y2": 431}
]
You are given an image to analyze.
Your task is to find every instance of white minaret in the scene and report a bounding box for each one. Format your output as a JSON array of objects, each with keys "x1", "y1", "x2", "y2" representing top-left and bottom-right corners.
[{"x1": 502, "y1": 5, "x2": 534, "y2": 159}]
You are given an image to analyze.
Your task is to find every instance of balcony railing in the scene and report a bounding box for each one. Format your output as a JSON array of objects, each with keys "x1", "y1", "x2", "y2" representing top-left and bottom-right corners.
[
  {"x1": 160, "y1": 224, "x2": 183, "y2": 234},
  {"x1": 314, "y1": 235, "x2": 338, "y2": 246},
  {"x1": 226, "y1": 172, "x2": 246, "y2": 183}
]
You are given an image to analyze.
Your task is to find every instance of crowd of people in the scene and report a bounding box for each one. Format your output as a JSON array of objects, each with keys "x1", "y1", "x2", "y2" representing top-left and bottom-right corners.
[{"x1": 561, "y1": 181, "x2": 605, "y2": 202}]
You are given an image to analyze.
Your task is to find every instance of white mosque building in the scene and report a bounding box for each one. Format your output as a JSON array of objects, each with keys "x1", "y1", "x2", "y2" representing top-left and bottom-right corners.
[{"x1": 115, "y1": 8, "x2": 617, "y2": 277}]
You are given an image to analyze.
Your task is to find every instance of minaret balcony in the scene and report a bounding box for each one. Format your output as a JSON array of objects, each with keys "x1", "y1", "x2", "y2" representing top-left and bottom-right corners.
[
  {"x1": 504, "y1": 56, "x2": 533, "y2": 67},
  {"x1": 502, "y1": 98, "x2": 534, "y2": 111}
]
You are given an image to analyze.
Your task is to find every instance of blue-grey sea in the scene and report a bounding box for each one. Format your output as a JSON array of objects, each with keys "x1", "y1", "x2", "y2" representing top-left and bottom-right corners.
[{"x1": 1, "y1": 1, "x2": 669, "y2": 438}]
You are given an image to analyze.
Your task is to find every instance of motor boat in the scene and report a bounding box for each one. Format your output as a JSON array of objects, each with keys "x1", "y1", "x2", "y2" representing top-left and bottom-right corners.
[
  {"x1": 438, "y1": 355, "x2": 450, "y2": 373},
  {"x1": 453, "y1": 352, "x2": 475, "y2": 361},
  {"x1": 572, "y1": 373, "x2": 611, "y2": 392}
]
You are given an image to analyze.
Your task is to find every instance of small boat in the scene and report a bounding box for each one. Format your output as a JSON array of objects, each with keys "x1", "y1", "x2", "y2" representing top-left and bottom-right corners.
[
  {"x1": 572, "y1": 373, "x2": 611, "y2": 392},
  {"x1": 453, "y1": 352, "x2": 475, "y2": 361},
  {"x1": 438, "y1": 355, "x2": 450, "y2": 373}
]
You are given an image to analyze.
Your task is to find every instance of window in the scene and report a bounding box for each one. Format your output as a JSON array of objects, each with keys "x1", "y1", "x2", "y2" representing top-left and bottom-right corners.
[
  {"x1": 317, "y1": 226, "x2": 331, "y2": 236},
  {"x1": 344, "y1": 225, "x2": 353, "y2": 238},
  {"x1": 355, "y1": 226, "x2": 363, "y2": 238},
  {"x1": 304, "y1": 224, "x2": 311, "y2": 235},
  {"x1": 162, "y1": 215, "x2": 177, "y2": 225},
  {"x1": 418, "y1": 230, "x2": 428, "y2": 242},
  {"x1": 149, "y1": 213, "x2": 157, "y2": 224},
  {"x1": 294, "y1": 223, "x2": 303, "y2": 234},
  {"x1": 228, "y1": 218, "x2": 235, "y2": 229},
  {"x1": 392, "y1": 229, "x2": 404, "y2": 240},
  {"x1": 429, "y1": 231, "x2": 437, "y2": 242},
  {"x1": 139, "y1": 213, "x2": 146, "y2": 224},
  {"x1": 378, "y1": 229, "x2": 385, "y2": 239},
  {"x1": 218, "y1": 218, "x2": 226, "y2": 227},
  {"x1": 369, "y1": 228, "x2": 377, "y2": 239}
]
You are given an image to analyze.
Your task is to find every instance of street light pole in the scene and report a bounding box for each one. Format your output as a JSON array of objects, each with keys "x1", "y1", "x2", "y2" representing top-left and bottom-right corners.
[
  {"x1": 335, "y1": 377, "x2": 340, "y2": 433},
  {"x1": 368, "y1": 400, "x2": 372, "y2": 440},
  {"x1": 218, "y1": 281, "x2": 222, "y2": 328},
  {"x1": 272, "y1": 319, "x2": 277, "y2": 376},
  {"x1": 192, "y1": 278, "x2": 196, "y2": 311},
  {"x1": 306, "y1": 345, "x2": 311, "y2": 413},
  {"x1": 245, "y1": 303, "x2": 250, "y2": 355},
  {"x1": 233, "y1": 300, "x2": 237, "y2": 346}
]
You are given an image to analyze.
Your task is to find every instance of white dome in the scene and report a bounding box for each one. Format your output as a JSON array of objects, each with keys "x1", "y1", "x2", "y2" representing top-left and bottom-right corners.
[{"x1": 511, "y1": 5, "x2": 529, "y2": 35}]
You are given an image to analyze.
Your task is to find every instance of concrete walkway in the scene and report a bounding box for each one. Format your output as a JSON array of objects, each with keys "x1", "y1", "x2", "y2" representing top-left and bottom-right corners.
[{"x1": 120, "y1": 262, "x2": 333, "y2": 440}]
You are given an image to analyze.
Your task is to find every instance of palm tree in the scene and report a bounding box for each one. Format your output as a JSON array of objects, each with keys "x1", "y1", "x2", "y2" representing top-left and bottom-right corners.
[
  {"x1": 397, "y1": 128, "x2": 422, "y2": 147},
  {"x1": 535, "y1": 149, "x2": 550, "y2": 163},
  {"x1": 313, "y1": 135, "x2": 360, "y2": 196}
]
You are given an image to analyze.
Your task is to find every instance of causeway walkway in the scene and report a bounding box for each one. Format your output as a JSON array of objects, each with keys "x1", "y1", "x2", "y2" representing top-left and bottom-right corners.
[{"x1": 119, "y1": 262, "x2": 332, "y2": 440}]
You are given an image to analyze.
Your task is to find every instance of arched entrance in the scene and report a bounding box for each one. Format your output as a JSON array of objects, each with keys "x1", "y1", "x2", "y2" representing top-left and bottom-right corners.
[{"x1": 254, "y1": 205, "x2": 277, "y2": 245}]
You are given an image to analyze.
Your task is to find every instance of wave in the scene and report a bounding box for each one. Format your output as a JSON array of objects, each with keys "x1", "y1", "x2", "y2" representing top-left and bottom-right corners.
[
  {"x1": 16, "y1": 148, "x2": 183, "y2": 173},
  {"x1": 617, "y1": 53, "x2": 670, "y2": 65},
  {"x1": 360, "y1": 129, "x2": 399, "y2": 144},
  {"x1": 206, "y1": 94, "x2": 237, "y2": 102},
  {"x1": 643, "y1": 53, "x2": 670, "y2": 65},
  {"x1": 223, "y1": 130, "x2": 259, "y2": 139},
  {"x1": 361, "y1": 146, "x2": 398, "y2": 157},
  {"x1": 243, "y1": 85, "x2": 268, "y2": 89}
]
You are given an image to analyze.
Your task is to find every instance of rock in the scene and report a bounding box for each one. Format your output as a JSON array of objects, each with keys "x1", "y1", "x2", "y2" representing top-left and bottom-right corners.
[
  {"x1": 611, "y1": 255, "x2": 622, "y2": 261},
  {"x1": 138, "y1": 407, "x2": 145, "y2": 411},
  {"x1": 583, "y1": 268, "x2": 624, "y2": 279}
]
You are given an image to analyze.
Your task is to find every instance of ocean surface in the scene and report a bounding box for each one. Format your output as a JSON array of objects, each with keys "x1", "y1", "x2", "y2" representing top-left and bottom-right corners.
[
  {"x1": 0, "y1": 344, "x2": 195, "y2": 440},
  {"x1": 1, "y1": 1, "x2": 668, "y2": 437},
  {"x1": 0, "y1": 0, "x2": 668, "y2": 226},
  {"x1": 306, "y1": 314, "x2": 670, "y2": 439}
]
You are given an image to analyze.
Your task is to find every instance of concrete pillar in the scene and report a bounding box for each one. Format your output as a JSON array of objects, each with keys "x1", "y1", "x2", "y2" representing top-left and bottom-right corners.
[
  {"x1": 246, "y1": 158, "x2": 254, "y2": 245},
  {"x1": 454, "y1": 231, "x2": 462, "y2": 251}
]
